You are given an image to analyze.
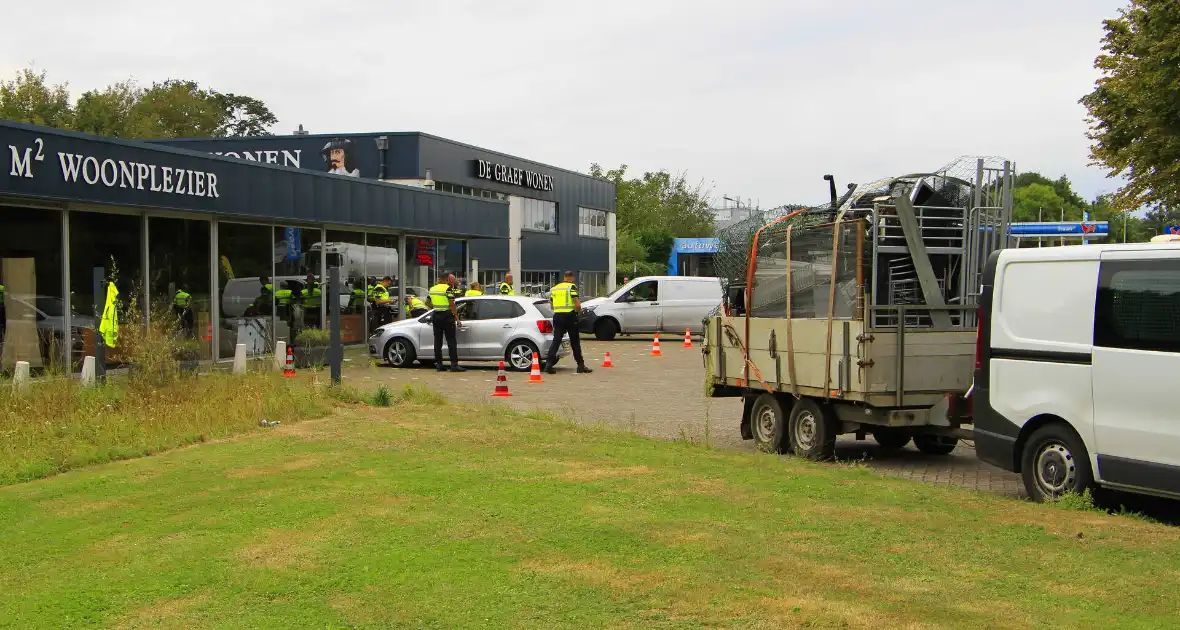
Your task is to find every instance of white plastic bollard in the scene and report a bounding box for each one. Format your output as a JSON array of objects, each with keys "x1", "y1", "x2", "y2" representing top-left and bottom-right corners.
[
  {"x1": 13, "y1": 361, "x2": 30, "y2": 391},
  {"x1": 232, "y1": 343, "x2": 247, "y2": 375},
  {"x1": 80, "y1": 356, "x2": 96, "y2": 387},
  {"x1": 273, "y1": 341, "x2": 287, "y2": 372}
]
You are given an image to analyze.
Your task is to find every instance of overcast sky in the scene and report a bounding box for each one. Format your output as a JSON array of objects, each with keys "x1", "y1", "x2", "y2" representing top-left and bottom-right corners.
[{"x1": 2, "y1": 0, "x2": 1126, "y2": 208}]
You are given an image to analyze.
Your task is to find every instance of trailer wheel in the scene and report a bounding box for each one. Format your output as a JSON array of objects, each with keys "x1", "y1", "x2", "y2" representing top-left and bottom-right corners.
[
  {"x1": 749, "y1": 393, "x2": 788, "y2": 454},
  {"x1": 913, "y1": 434, "x2": 958, "y2": 455},
  {"x1": 873, "y1": 428, "x2": 912, "y2": 451},
  {"x1": 789, "y1": 399, "x2": 836, "y2": 461}
]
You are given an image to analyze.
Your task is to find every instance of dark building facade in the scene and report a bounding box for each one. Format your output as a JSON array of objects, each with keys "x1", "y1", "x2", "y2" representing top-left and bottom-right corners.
[
  {"x1": 155, "y1": 132, "x2": 618, "y2": 298},
  {"x1": 0, "y1": 120, "x2": 507, "y2": 371}
]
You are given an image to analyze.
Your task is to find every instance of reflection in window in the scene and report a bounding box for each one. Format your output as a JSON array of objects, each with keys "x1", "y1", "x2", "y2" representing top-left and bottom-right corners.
[
  {"x1": 521, "y1": 271, "x2": 559, "y2": 297},
  {"x1": 521, "y1": 198, "x2": 557, "y2": 233},
  {"x1": 217, "y1": 223, "x2": 274, "y2": 360},
  {"x1": 149, "y1": 217, "x2": 212, "y2": 359},
  {"x1": 578, "y1": 272, "x2": 609, "y2": 298},
  {"x1": 69, "y1": 210, "x2": 141, "y2": 368},
  {"x1": 0, "y1": 206, "x2": 67, "y2": 371},
  {"x1": 578, "y1": 207, "x2": 608, "y2": 238}
]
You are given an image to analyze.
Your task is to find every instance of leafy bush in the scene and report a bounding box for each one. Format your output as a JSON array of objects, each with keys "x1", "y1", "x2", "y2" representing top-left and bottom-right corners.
[{"x1": 295, "y1": 327, "x2": 331, "y2": 347}]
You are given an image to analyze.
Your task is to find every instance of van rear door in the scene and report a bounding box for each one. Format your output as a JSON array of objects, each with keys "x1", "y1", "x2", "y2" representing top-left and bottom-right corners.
[{"x1": 1091, "y1": 250, "x2": 1180, "y2": 492}]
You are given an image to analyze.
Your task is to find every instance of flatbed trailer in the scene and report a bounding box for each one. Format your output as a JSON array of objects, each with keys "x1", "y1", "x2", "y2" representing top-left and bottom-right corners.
[{"x1": 705, "y1": 157, "x2": 1014, "y2": 460}]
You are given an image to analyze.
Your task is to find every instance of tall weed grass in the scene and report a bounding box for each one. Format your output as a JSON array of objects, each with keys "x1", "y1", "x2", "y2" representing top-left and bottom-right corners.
[
  {"x1": 0, "y1": 373, "x2": 331, "y2": 485},
  {"x1": 0, "y1": 294, "x2": 333, "y2": 485}
]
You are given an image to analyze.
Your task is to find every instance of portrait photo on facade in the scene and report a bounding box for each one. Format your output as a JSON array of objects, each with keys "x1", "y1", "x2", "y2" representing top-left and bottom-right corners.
[{"x1": 321, "y1": 138, "x2": 360, "y2": 177}]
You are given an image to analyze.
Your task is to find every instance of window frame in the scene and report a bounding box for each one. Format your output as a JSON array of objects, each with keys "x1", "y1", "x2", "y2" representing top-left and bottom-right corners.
[
  {"x1": 472, "y1": 298, "x2": 525, "y2": 321},
  {"x1": 521, "y1": 197, "x2": 558, "y2": 234},
  {"x1": 1094, "y1": 258, "x2": 1180, "y2": 354},
  {"x1": 578, "y1": 207, "x2": 608, "y2": 239}
]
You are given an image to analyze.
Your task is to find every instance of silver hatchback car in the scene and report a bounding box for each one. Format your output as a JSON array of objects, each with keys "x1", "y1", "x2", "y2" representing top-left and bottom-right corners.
[{"x1": 368, "y1": 295, "x2": 568, "y2": 371}]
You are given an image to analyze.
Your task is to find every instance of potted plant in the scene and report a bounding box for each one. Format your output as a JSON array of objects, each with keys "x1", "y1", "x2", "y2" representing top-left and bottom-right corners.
[
  {"x1": 293, "y1": 327, "x2": 331, "y2": 369},
  {"x1": 172, "y1": 338, "x2": 201, "y2": 373}
]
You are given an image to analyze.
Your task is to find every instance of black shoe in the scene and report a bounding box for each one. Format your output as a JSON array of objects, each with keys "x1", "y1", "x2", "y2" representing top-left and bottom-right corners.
[
  {"x1": 545, "y1": 368, "x2": 557, "y2": 375},
  {"x1": 576, "y1": 365, "x2": 593, "y2": 374},
  {"x1": 449, "y1": 365, "x2": 467, "y2": 372},
  {"x1": 436, "y1": 366, "x2": 447, "y2": 372}
]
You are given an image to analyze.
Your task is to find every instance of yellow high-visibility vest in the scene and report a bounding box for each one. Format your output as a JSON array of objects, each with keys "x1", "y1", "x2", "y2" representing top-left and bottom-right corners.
[
  {"x1": 550, "y1": 282, "x2": 578, "y2": 313},
  {"x1": 428, "y1": 283, "x2": 452, "y2": 310}
]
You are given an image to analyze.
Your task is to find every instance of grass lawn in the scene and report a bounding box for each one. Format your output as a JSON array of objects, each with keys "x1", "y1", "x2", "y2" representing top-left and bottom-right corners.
[{"x1": 1, "y1": 388, "x2": 1178, "y2": 629}]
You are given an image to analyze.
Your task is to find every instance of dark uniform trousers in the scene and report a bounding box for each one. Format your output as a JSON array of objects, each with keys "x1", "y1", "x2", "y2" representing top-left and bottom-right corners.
[
  {"x1": 546, "y1": 311, "x2": 583, "y2": 368},
  {"x1": 432, "y1": 310, "x2": 459, "y2": 368}
]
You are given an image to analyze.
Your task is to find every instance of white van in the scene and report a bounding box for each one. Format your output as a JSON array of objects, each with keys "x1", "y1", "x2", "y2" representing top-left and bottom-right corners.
[
  {"x1": 578, "y1": 276, "x2": 721, "y2": 340},
  {"x1": 973, "y1": 242, "x2": 1180, "y2": 502}
]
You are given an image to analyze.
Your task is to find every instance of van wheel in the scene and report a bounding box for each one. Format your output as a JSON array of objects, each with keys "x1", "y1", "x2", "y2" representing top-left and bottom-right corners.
[
  {"x1": 914, "y1": 435, "x2": 958, "y2": 455},
  {"x1": 873, "y1": 428, "x2": 912, "y2": 451},
  {"x1": 1021, "y1": 424, "x2": 1096, "y2": 503},
  {"x1": 789, "y1": 399, "x2": 837, "y2": 461},
  {"x1": 594, "y1": 318, "x2": 619, "y2": 341},
  {"x1": 749, "y1": 393, "x2": 788, "y2": 454}
]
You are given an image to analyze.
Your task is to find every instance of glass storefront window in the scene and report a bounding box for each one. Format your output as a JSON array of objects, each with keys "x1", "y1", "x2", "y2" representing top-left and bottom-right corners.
[
  {"x1": 406, "y1": 237, "x2": 467, "y2": 297},
  {"x1": 149, "y1": 217, "x2": 212, "y2": 359},
  {"x1": 578, "y1": 272, "x2": 609, "y2": 298},
  {"x1": 323, "y1": 229, "x2": 372, "y2": 344},
  {"x1": 0, "y1": 206, "x2": 68, "y2": 372},
  {"x1": 521, "y1": 271, "x2": 558, "y2": 297},
  {"x1": 275, "y1": 226, "x2": 324, "y2": 345},
  {"x1": 217, "y1": 222, "x2": 274, "y2": 360},
  {"x1": 69, "y1": 210, "x2": 142, "y2": 368}
]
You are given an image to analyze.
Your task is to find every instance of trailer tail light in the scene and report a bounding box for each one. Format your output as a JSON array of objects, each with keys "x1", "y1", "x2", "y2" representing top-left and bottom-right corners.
[
  {"x1": 537, "y1": 320, "x2": 553, "y2": 334},
  {"x1": 974, "y1": 306, "x2": 985, "y2": 371}
]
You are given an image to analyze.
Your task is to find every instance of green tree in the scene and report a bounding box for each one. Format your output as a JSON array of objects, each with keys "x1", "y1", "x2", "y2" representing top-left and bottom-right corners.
[
  {"x1": 1080, "y1": 1, "x2": 1180, "y2": 212},
  {"x1": 1012, "y1": 182, "x2": 1071, "y2": 224},
  {"x1": 0, "y1": 69, "x2": 277, "y2": 139},
  {"x1": 0, "y1": 69, "x2": 73, "y2": 129},
  {"x1": 588, "y1": 164, "x2": 714, "y2": 238}
]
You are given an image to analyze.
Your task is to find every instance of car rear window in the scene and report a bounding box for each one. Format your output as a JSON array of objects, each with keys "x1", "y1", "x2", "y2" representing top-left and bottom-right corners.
[{"x1": 533, "y1": 300, "x2": 554, "y2": 317}]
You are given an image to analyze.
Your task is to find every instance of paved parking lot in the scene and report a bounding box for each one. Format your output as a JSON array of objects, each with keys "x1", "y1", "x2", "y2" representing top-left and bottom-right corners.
[{"x1": 343, "y1": 336, "x2": 1024, "y2": 497}]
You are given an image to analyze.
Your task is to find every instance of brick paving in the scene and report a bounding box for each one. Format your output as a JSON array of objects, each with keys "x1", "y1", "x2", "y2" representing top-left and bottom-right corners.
[{"x1": 342, "y1": 336, "x2": 1024, "y2": 498}]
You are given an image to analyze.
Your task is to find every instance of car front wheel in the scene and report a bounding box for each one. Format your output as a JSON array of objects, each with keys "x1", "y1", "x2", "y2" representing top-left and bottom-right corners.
[
  {"x1": 594, "y1": 318, "x2": 619, "y2": 341},
  {"x1": 384, "y1": 338, "x2": 416, "y2": 368}
]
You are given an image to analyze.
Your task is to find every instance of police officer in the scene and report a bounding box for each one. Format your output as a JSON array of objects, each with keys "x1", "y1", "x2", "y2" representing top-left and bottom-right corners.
[
  {"x1": 428, "y1": 273, "x2": 465, "y2": 372},
  {"x1": 370, "y1": 276, "x2": 395, "y2": 326},
  {"x1": 498, "y1": 273, "x2": 515, "y2": 296},
  {"x1": 301, "y1": 272, "x2": 322, "y2": 328},
  {"x1": 545, "y1": 270, "x2": 592, "y2": 375},
  {"x1": 465, "y1": 282, "x2": 483, "y2": 297},
  {"x1": 405, "y1": 294, "x2": 429, "y2": 318},
  {"x1": 173, "y1": 286, "x2": 195, "y2": 338}
]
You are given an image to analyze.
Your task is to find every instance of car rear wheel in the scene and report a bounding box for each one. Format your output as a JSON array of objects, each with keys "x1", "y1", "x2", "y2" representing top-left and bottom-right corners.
[
  {"x1": 594, "y1": 318, "x2": 619, "y2": 341},
  {"x1": 506, "y1": 340, "x2": 538, "y2": 372},
  {"x1": 384, "y1": 338, "x2": 416, "y2": 368}
]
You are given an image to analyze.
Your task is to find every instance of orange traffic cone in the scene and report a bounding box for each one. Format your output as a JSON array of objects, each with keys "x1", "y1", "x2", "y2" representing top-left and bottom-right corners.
[
  {"x1": 491, "y1": 361, "x2": 512, "y2": 397},
  {"x1": 282, "y1": 346, "x2": 297, "y2": 377},
  {"x1": 650, "y1": 333, "x2": 663, "y2": 357},
  {"x1": 683, "y1": 329, "x2": 693, "y2": 348},
  {"x1": 204, "y1": 321, "x2": 213, "y2": 342},
  {"x1": 602, "y1": 351, "x2": 614, "y2": 368},
  {"x1": 528, "y1": 352, "x2": 544, "y2": 383}
]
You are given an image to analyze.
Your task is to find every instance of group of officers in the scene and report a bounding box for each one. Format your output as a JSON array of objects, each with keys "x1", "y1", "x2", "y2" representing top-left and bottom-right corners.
[
  {"x1": 426, "y1": 271, "x2": 591, "y2": 375},
  {"x1": 170, "y1": 269, "x2": 592, "y2": 374}
]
